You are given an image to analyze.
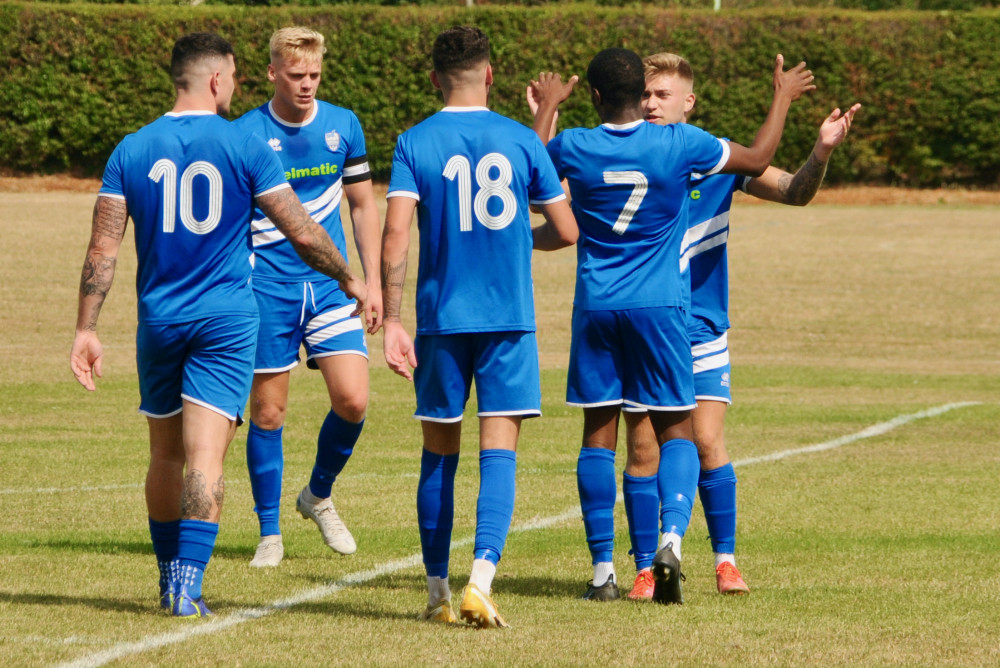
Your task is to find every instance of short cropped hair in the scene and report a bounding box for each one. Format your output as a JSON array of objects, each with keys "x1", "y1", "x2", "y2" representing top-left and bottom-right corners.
[
  {"x1": 432, "y1": 26, "x2": 490, "y2": 75},
  {"x1": 270, "y1": 26, "x2": 326, "y2": 63},
  {"x1": 586, "y1": 48, "x2": 645, "y2": 111},
  {"x1": 171, "y1": 33, "x2": 234, "y2": 91},
  {"x1": 643, "y1": 52, "x2": 695, "y2": 86}
]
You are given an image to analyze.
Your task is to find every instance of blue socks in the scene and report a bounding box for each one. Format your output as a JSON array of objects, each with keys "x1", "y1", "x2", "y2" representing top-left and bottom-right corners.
[
  {"x1": 309, "y1": 411, "x2": 364, "y2": 499},
  {"x1": 622, "y1": 472, "x2": 658, "y2": 571},
  {"x1": 149, "y1": 518, "x2": 180, "y2": 597},
  {"x1": 474, "y1": 449, "x2": 517, "y2": 565},
  {"x1": 417, "y1": 450, "x2": 459, "y2": 578},
  {"x1": 657, "y1": 438, "x2": 700, "y2": 538},
  {"x1": 246, "y1": 421, "x2": 283, "y2": 537},
  {"x1": 699, "y1": 463, "x2": 738, "y2": 554},
  {"x1": 177, "y1": 519, "x2": 218, "y2": 600},
  {"x1": 577, "y1": 447, "x2": 617, "y2": 565}
]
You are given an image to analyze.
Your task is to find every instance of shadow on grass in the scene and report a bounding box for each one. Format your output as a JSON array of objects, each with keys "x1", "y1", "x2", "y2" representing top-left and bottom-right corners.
[
  {"x1": 294, "y1": 570, "x2": 582, "y2": 600},
  {"x1": 31, "y1": 537, "x2": 253, "y2": 560}
]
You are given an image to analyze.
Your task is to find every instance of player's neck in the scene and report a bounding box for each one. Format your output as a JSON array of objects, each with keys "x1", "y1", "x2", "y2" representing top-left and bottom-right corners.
[
  {"x1": 598, "y1": 103, "x2": 644, "y2": 125},
  {"x1": 270, "y1": 97, "x2": 315, "y2": 125},
  {"x1": 441, "y1": 84, "x2": 489, "y2": 109},
  {"x1": 172, "y1": 90, "x2": 221, "y2": 115}
]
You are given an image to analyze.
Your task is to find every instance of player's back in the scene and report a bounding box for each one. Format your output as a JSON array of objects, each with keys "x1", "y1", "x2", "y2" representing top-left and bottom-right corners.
[
  {"x1": 547, "y1": 121, "x2": 727, "y2": 312},
  {"x1": 388, "y1": 108, "x2": 564, "y2": 334},
  {"x1": 102, "y1": 111, "x2": 286, "y2": 325}
]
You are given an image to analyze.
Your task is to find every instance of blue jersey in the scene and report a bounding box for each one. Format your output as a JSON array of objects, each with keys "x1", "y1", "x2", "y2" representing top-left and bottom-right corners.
[
  {"x1": 234, "y1": 100, "x2": 372, "y2": 282},
  {"x1": 546, "y1": 121, "x2": 728, "y2": 311},
  {"x1": 681, "y1": 172, "x2": 748, "y2": 340},
  {"x1": 99, "y1": 111, "x2": 289, "y2": 325},
  {"x1": 387, "y1": 107, "x2": 566, "y2": 335}
]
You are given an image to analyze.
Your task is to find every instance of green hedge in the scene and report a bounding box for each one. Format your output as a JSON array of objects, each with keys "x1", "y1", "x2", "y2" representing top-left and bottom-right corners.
[{"x1": 2, "y1": 3, "x2": 999, "y2": 186}]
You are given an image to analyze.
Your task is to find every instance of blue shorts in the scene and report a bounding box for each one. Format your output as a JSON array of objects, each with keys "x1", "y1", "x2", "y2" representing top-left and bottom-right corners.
[
  {"x1": 567, "y1": 306, "x2": 695, "y2": 412},
  {"x1": 413, "y1": 332, "x2": 541, "y2": 422},
  {"x1": 136, "y1": 315, "x2": 258, "y2": 421},
  {"x1": 692, "y1": 332, "x2": 732, "y2": 404},
  {"x1": 252, "y1": 278, "x2": 367, "y2": 373}
]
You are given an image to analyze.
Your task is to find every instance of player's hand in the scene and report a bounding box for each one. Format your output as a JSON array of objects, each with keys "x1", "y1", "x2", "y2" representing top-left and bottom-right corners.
[
  {"x1": 383, "y1": 321, "x2": 417, "y2": 382},
  {"x1": 71, "y1": 330, "x2": 103, "y2": 391},
  {"x1": 338, "y1": 274, "x2": 369, "y2": 329},
  {"x1": 528, "y1": 72, "x2": 579, "y2": 113},
  {"x1": 816, "y1": 103, "x2": 862, "y2": 153},
  {"x1": 772, "y1": 54, "x2": 816, "y2": 103},
  {"x1": 365, "y1": 279, "x2": 384, "y2": 335}
]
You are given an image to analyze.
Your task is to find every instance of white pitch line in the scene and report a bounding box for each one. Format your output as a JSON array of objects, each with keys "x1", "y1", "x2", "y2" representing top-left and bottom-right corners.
[{"x1": 54, "y1": 401, "x2": 979, "y2": 668}]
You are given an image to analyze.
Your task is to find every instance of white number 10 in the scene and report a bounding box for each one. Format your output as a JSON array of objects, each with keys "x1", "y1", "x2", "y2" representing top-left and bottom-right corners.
[
  {"x1": 443, "y1": 153, "x2": 517, "y2": 231},
  {"x1": 149, "y1": 159, "x2": 224, "y2": 235}
]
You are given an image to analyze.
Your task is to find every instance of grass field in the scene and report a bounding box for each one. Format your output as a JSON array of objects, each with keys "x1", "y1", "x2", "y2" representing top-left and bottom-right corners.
[{"x1": 1, "y1": 186, "x2": 999, "y2": 667}]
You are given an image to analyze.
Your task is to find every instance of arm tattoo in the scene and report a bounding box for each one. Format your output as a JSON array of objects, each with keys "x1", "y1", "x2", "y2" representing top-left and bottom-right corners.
[
  {"x1": 180, "y1": 469, "x2": 214, "y2": 520},
  {"x1": 77, "y1": 198, "x2": 128, "y2": 331},
  {"x1": 256, "y1": 188, "x2": 352, "y2": 282},
  {"x1": 381, "y1": 257, "x2": 407, "y2": 322},
  {"x1": 781, "y1": 151, "x2": 829, "y2": 206}
]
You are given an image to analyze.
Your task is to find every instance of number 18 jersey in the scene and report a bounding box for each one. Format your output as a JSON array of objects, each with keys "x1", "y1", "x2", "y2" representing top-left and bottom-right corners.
[
  {"x1": 99, "y1": 111, "x2": 289, "y2": 325},
  {"x1": 387, "y1": 107, "x2": 566, "y2": 335}
]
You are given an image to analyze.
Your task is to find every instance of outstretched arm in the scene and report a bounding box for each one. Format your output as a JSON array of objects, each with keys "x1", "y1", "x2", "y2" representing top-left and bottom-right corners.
[
  {"x1": 528, "y1": 72, "x2": 579, "y2": 145},
  {"x1": 724, "y1": 55, "x2": 816, "y2": 177},
  {"x1": 345, "y1": 179, "x2": 384, "y2": 333},
  {"x1": 71, "y1": 196, "x2": 128, "y2": 390},
  {"x1": 746, "y1": 103, "x2": 862, "y2": 205},
  {"x1": 256, "y1": 187, "x2": 368, "y2": 324},
  {"x1": 380, "y1": 196, "x2": 418, "y2": 381}
]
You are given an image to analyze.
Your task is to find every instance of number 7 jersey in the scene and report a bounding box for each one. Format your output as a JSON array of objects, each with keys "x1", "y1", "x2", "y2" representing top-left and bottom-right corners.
[
  {"x1": 387, "y1": 107, "x2": 566, "y2": 335},
  {"x1": 546, "y1": 120, "x2": 728, "y2": 311}
]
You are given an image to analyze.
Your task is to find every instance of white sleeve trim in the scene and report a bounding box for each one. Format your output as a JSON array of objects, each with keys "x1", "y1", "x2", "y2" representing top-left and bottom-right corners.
[
  {"x1": 98, "y1": 193, "x2": 126, "y2": 201},
  {"x1": 703, "y1": 138, "x2": 731, "y2": 176},
  {"x1": 529, "y1": 193, "x2": 567, "y2": 205},
  {"x1": 255, "y1": 182, "x2": 290, "y2": 198},
  {"x1": 387, "y1": 190, "x2": 420, "y2": 201}
]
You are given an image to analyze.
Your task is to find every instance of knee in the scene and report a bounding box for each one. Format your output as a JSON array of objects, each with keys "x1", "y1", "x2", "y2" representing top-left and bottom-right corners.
[
  {"x1": 332, "y1": 393, "x2": 368, "y2": 424},
  {"x1": 251, "y1": 399, "x2": 287, "y2": 431}
]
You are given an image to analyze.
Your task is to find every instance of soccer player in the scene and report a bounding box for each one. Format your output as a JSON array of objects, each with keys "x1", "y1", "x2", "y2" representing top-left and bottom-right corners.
[
  {"x1": 380, "y1": 26, "x2": 577, "y2": 627},
  {"x1": 626, "y1": 52, "x2": 861, "y2": 597},
  {"x1": 233, "y1": 27, "x2": 382, "y2": 568},
  {"x1": 70, "y1": 32, "x2": 366, "y2": 617},
  {"x1": 530, "y1": 48, "x2": 814, "y2": 604}
]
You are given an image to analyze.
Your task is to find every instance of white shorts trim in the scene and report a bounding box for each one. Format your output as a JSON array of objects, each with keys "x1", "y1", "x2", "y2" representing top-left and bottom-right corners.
[
  {"x1": 137, "y1": 406, "x2": 183, "y2": 419},
  {"x1": 254, "y1": 361, "x2": 299, "y2": 374},
  {"x1": 478, "y1": 409, "x2": 542, "y2": 418},
  {"x1": 180, "y1": 394, "x2": 238, "y2": 422},
  {"x1": 622, "y1": 399, "x2": 697, "y2": 412},
  {"x1": 566, "y1": 399, "x2": 624, "y2": 408},
  {"x1": 695, "y1": 394, "x2": 732, "y2": 405},
  {"x1": 306, "y1": 350, "x2": 370, "y2": 364},
  {"x1": 414, "y1": 414, "x2": 464, "y2": 423}
]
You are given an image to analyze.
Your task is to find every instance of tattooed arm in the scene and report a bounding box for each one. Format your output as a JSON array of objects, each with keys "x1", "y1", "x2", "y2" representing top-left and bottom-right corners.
[
  {"x1": 71, "y1": 196, "x2": 129, "y2": 391},
  {"x1": 256, "y1": 186, "x2": 368, "y2": 321},
  {"x1": 380, "y1": 196, "x2": 417, "y2": 381},
  {"x1": 745, "y1": 103, "x2": 862, "y2": 205}
]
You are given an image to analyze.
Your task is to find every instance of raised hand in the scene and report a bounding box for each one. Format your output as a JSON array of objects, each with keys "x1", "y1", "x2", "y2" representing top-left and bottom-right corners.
[{"x1": 772, "y1": 54, "x2": 816, "y2": 103}]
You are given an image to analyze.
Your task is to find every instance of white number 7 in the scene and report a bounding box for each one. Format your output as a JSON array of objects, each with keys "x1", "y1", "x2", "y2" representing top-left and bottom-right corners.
[{"x1": 603, "y1": 171, "x2": 648, "y2": 235}]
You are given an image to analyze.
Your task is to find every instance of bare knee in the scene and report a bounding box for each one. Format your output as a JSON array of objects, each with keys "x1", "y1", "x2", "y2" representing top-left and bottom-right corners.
[
  {"x1": 251, "y1": 398, "x2": 287, "y2": 430},
  {"x1": 331, "y1": 392, "x2": 367, "y2": 424}
]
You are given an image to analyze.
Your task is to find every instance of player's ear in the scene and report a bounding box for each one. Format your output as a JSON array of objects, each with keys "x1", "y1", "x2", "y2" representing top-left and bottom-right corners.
[
  {"x1": 485, "y1": 64, "x2": 494, "y2": 87},
  {"x1": 267, "y1": 63, "x2": 277, "y2": 83},
  {"x1": 590, "y1": 86, "x2": 602, "y2": 108},
  {"x1": 685, "y1": 93, "x2": 696, "y2": 114},
  {"x1": 429, "y1": 70, "x2": 442, "y2": 91}
]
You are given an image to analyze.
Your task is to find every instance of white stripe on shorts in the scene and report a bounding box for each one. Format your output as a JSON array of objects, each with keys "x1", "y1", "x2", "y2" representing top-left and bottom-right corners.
[{"x1": 305, "y1": 306, "x2": 362, "y2": 348}]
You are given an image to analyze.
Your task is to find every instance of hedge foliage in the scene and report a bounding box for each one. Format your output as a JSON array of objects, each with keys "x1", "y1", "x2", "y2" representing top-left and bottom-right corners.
[{"x1": 2, "y1": 3, "x2": 999, "y2": 186}]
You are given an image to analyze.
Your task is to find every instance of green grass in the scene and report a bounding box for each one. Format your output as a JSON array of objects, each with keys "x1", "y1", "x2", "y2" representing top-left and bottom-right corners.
[{"x1": 1, "y1": 191, "x2": 999, "y2": 666}]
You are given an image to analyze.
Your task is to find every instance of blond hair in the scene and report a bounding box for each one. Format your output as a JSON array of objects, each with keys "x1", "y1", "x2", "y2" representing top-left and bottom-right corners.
[
  {"x1": 642, "y1": 52, "x2": 694, "y2": 86},
  {"x1": 269, "y1": 27, "x2": 326, "y2": 63}
]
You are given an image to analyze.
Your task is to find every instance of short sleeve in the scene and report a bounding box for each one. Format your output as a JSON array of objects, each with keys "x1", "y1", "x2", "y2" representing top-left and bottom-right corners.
[
  {"x1": 98, "y1": 140, "x2": 127, "y2": 199},
  {"x1": 680, "y1": 124, "x2": 729, "y2": 177},
  {"x1": 244, "y1": 133, "x2": 289, "y2": 197},
  {"x1": 528, "y1": 135, "x2": 566, "y2": 205},
  {"x1": 387, "y1": 134, "x2": 419, "y2": 200}
]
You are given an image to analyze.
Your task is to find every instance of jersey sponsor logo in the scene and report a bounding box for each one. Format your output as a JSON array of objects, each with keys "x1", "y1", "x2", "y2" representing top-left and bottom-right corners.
[
  {"x1": 325, "y1": 130, "x2": 340, "y2": 152},
  {"x1": 286, "y1": 163, "x2": 340, "y2": 181},
  {"x1": 268, "y1": 138, "x2": 282, "y2": 152},
  {"x1": 690, "y1": 189, "x2": 701, "y2": 200}
]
